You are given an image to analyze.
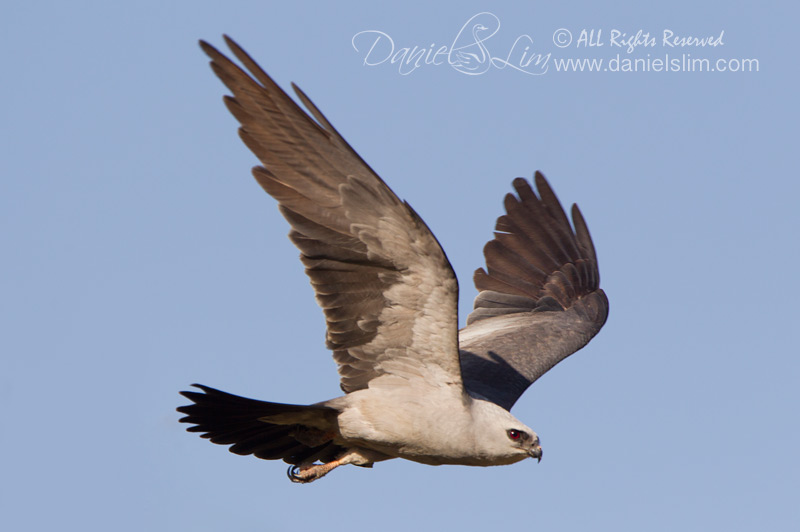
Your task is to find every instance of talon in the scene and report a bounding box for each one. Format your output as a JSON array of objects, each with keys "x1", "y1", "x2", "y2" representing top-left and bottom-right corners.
[
  {"x1": 285, "y1": 457, "x2": 346, "y2": 483},
  {"x1": 287, "y1": 465, "x2": 304, "y2": 483}
]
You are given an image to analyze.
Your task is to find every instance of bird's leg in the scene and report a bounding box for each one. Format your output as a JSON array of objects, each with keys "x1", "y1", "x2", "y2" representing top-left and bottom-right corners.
[
  {"x1": 287, "y1": 458, "x2": 345, "y2": 484},
  {"x1": 286, "y1": 449, "x2": 381, "y2": 483}
]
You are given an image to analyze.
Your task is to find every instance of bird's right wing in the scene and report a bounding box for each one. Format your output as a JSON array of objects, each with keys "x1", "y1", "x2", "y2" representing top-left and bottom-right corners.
[
  {"x1": 458, "y1": 173, "x2": 609, "y2": 411},
  {"x1": 201, "y1": 37, "x2": 463, "y2": 394}
]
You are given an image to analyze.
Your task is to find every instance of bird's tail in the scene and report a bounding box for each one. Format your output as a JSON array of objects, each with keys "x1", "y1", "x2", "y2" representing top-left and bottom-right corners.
[{"x1": 177, "y1": 384, "x2": 344, "y2": 465}]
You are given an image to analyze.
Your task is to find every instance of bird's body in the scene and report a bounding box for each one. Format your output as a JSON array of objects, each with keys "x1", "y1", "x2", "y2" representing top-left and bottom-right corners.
[
  {"x1": 331, "y1": 381, "x2": 535, "y2": 467},
  {"x1": 178, "y1": 36, "x2": 608, "y2": 483}
]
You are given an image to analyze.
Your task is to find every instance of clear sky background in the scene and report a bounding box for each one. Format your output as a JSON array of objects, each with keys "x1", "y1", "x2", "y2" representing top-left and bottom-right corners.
[{"x1": 2, "y1": 1, "x2": 798, "y2": 531}]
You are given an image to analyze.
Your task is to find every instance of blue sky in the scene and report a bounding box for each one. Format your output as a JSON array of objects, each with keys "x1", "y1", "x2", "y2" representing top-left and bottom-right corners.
[{"x1": 2, "y1": 1, "x2": 798, "y2": 530}]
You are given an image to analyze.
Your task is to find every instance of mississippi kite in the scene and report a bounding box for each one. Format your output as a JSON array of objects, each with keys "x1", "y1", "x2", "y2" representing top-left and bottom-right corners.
[{"x1": 178, "y1": 37, "x2": 609, "y2": 483}]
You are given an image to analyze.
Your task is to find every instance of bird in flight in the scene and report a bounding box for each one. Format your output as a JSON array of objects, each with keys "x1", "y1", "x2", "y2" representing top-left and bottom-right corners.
[{"x1": 178, "y1": 36, "x2": 609, "y2": 483}]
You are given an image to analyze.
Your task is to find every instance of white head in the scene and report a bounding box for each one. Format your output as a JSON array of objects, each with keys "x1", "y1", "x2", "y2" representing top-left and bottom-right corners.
[{"x1": 470, "y1": 399, "x2": 542, "y2": 465}]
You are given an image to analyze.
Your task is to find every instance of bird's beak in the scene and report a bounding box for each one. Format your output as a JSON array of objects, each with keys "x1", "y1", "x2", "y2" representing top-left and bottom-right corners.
[{"x1": 529, "y1": 445, "x2": 543, "y2": 463}]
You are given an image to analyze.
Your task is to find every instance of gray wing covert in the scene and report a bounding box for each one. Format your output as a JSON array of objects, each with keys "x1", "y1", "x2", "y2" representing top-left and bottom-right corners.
[{"x1": 458, "y1": 173, "x2": 609, "y2": 410}]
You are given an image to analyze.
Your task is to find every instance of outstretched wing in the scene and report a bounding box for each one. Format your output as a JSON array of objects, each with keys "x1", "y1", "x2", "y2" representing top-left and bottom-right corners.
[
  {"x1": 201, "y1": 37, "x2": 462, "y2": 392},
  {"x1": 458, "y1": 173, "x2": 609, "y2": 411}
]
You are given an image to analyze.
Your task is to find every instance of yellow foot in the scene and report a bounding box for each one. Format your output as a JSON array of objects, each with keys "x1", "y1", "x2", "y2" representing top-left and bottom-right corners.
[{"x1": 287, "y1": 459, "x2": 343, "y2": 484}]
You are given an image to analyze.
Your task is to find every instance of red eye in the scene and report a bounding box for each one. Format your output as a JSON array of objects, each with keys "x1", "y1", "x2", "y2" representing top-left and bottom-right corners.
[{"x1": 507, "y1": 429, "x2": 521, "y2": 441}]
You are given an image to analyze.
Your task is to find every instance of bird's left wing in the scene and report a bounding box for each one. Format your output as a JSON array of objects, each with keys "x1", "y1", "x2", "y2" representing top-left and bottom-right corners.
[
  {"x1": 458, "y1": 174, "x2": 609, "y2": 410},
  {"x1": 201, "y1": 37, "x2": 462, "y2": 392}
]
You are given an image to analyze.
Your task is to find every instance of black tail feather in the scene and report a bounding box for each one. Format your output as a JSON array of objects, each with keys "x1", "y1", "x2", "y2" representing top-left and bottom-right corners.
[{"x1": 177, "y1": 384, "x2": 344, "y2": 465}]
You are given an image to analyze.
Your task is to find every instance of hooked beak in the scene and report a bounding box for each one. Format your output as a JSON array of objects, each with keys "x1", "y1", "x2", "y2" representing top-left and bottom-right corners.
[{"x1": 529, "y1": 444, "x2": 543, "y2": 463}]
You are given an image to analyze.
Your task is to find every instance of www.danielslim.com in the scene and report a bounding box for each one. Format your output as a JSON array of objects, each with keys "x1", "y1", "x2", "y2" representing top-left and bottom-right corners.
[{"x1": 553, "y1": 53, "x2": 759, "y2": 73}]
